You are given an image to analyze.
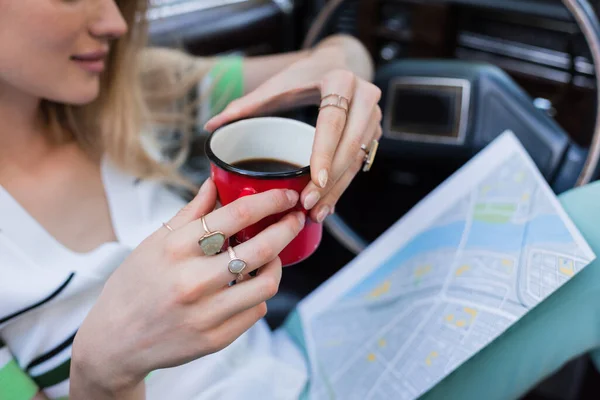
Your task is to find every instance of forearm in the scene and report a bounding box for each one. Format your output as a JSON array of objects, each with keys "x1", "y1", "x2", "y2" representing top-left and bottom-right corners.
[
  {"x1": 141, "y1": 35, "x2": 374, "y2": 100},
  {"x1": 243, "y1": 34, "x2": 374, "y2": 94}
]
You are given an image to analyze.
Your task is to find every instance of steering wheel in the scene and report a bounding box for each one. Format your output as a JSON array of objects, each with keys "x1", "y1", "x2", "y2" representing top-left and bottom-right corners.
[{"x1": 304, "y1": 0, "x2": 600, "y2": 255}]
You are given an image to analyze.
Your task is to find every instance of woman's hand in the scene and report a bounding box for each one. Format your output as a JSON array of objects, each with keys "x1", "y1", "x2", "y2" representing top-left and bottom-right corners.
[
  {"x1": 70, "y1": 179, "x2": 305, "y2": 400},
  {"x1": 204, "y1": 41, "x2": 382, "y2": 224}
]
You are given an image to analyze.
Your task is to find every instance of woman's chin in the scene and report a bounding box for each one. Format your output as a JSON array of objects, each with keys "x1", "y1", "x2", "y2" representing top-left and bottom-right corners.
[
  {"x1": 72, "y1": 94, "x2": 100, "y2": 105},
  {"x1": 51, "y1": 81, "x2": 101, "y2": 106},
  {"x1": 73, "y1": 86, "x2": 101, "y2": 105}
]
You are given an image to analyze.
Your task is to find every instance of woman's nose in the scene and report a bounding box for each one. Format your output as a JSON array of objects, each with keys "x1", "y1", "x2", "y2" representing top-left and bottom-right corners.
[{"x1": 89, "y1": 0, "x2": 129, "y2": 40}]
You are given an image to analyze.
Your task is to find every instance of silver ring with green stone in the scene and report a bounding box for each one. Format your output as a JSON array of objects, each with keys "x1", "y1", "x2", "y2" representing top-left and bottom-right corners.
[
  {"x1": 198, "y1": 216, "x2": 226, "y2": 256},
  {"x1": 227, "y1": 246, "x2": 248, "y2": 280}
]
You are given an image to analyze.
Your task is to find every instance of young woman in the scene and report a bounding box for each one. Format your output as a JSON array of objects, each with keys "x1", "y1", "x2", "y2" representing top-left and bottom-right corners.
[
  {"x1": 4, "y1": 2, "x2": 600, "y2": 400},
  {"x1": 0, "y1": 1, "x2": 382, "y2": 399}
]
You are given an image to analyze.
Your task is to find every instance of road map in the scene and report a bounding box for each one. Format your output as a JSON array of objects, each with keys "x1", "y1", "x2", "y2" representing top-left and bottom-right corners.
[{"x1": 295, "y1": 131, "x2": 596, "y2": 400}]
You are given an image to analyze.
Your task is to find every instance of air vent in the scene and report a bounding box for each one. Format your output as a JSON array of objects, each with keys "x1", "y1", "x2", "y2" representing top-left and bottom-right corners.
[{"x1": 455, "y1": 6, "x2": 595, "y2": 88}]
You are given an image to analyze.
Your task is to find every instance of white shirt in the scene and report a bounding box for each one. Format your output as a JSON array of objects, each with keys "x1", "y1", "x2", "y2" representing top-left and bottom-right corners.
[{"x1": 0, "y1": 157, "x2": 307, "y2": 399}]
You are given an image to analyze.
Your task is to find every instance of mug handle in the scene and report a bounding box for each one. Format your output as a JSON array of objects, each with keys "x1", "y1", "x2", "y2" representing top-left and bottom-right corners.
[{"x1": 238, "y1": 187, "x2": 258, "y2": 198}]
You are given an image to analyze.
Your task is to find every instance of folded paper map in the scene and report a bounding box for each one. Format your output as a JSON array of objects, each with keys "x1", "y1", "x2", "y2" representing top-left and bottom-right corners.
[{"x1": 293, "y1": 131, "x2": 596, "y2": 400}]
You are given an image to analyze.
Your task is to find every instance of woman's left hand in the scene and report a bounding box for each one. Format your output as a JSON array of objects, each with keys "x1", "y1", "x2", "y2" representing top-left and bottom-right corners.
[{"x1": 204, "y1": 51, "x2": 383, "y2": 224}]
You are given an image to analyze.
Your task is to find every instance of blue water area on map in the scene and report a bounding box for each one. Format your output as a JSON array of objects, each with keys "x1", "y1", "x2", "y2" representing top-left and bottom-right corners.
[
  {"x1": 467, "y1": 214, "x2": 572, "y2": 252},
  {"x1": 344, "y1": 214, "x2": 574, "y2": 299},
  {"x1": 344, "y1": 221, "x2": 465, "y2": 299}
]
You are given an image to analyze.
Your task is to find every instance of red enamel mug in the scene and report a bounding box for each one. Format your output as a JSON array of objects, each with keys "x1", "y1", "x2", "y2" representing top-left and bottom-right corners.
[{"x1": 205, "y1": 117, "x2": 322, "y2": 266}]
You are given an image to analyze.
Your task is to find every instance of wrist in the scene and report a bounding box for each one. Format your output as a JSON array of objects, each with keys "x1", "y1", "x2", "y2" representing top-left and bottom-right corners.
[
  {"x1": 312, "y1": 34, "x2": 375, "y2": 81},
  {"x1": 310, "y1": 42, "x2": 348, "y2": 71},
  {"x1": 70, "y1": 332, "x2": 145, "y2": 400}
]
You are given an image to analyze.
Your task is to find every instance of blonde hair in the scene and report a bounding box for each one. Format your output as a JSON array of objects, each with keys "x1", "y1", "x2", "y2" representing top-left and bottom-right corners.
[{"x1": 42, "y1": 0, "x2": 213, "y2": 188}]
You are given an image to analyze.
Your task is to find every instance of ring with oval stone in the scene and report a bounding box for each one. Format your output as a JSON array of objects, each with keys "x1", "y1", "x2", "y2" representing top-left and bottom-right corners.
[{"x1": 227, "y1": 246, "x2": 248, "y2": 282}]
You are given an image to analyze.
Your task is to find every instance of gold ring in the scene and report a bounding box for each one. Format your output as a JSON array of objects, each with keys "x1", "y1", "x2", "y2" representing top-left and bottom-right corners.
[
  {"x1": 319, "y1": 93, "x2": 350, "y2": 115},
  {"x1": 198, "y1": 216, "x2": 226, "y2": 256},
  {"x1": 227, "y1": 246, "x2": 247, "y2": 281},
  {"x1": 361, "y1": 139, "x2": 379, "y2": 172},
  {"x1": 162, "y1": 222, "x2": 174, "y2": 232}
]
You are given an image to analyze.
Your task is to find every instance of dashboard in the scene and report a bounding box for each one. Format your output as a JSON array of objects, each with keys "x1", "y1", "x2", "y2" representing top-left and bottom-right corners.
[
  {"x1": 312, "y1": 0, "x2": 600, "y2": 147},
  {"x1": 145, "y1": 0, "x2": 600, "y2": 260},
  {"x1": 147, "y1": 0, "x2": 600, "y2": 148}
]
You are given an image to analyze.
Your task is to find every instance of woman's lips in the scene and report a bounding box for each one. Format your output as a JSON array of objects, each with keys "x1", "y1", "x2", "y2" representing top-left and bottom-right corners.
[{"x1": 71, "y1": 51, "x2": 108, "y2": 74}]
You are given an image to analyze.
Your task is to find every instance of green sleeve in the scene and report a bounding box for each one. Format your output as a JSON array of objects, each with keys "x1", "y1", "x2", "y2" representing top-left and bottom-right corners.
[
  {"x1": 205, "y1": 56, "x2": 244, "y2": 117},
  {"x1": 0, "y1": 343, "x2": 39, "y2": 400}
]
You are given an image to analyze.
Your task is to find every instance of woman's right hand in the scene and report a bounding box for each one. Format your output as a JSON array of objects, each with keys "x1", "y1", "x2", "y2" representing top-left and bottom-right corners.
[{"x1": 69, "y1": 179, "x2": 305, "y2": 400}]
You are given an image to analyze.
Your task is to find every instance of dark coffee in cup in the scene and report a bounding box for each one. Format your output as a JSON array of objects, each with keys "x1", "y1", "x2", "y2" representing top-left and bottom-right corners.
[{"x1": 232, "y1": 158, "x2": 302, "y2": 173}]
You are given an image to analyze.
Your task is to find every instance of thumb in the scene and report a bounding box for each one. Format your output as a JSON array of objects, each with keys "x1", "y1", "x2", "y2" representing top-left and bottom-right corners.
[
  {"x1": 203, "y1": 96, "x2": 258, "y2": 132},
  {"x1": 168, "y1": 178, "x2": 217, "y2": 230},
  {"x1": 204, "y1": 83, "x2": 319, "y2": 132}
]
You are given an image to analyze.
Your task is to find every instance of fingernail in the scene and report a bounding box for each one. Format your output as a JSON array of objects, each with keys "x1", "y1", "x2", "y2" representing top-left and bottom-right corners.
[
  {"x1": 330, "y1": 206, "x2": 336, "y2": 215},
  {"x1": 286, "y1": 190, "x2": 299, "y2": 204},
  {"x1": 297, "y1": 212, "x2": 306, "y2": 227},
  {"x1": 198, "y1": 178, "x2": 211, "y2": 195},
  {"x1": 304, "y1": 191, "x2": 320, "y2": 210},
  {"x1": 318, "y1": 169, "x2": 328, "y2": 188},
  {"x1": 317, "y1": 206, "x2": 330, "y2": 223}
]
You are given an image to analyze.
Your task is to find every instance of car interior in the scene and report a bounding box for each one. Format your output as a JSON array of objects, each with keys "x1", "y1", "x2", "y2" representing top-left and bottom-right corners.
[{"x1": 147, "y1": 0, "x2": 600, "y2": 398}]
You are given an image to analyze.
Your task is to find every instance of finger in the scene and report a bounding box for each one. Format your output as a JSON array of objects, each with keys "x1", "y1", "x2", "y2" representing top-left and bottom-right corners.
[
  {"x1": 204, "y1": 85, "x2": 281, "y2": 130},
  {"x1": 311, "y1": 117, "x2": 381, "y2": 223},
  {"x1": 203, "y1": 98, "x2": 248, "y2": 132},
  {"x1": 203, "y1": 257, "x2": 282, "y2": 323},
  {"x1": 310, "y1": 70, "x2": 356, "y2": 190},
  {"x1": 310, "y1": 112, "x2": 381, "y2": 223},
  {"x1": 202, "y1": 301, "x2": 269, "y2": 355},
  {"x1": 209, "y1": 211, "x2": 304, "y2": 286},
  {"x1": 170, "y1": 189, "x2": 300, "y2": 257},
  {"x1": 302, "y1": 80, "x2": 381, "y2": 211},
  {"x1": 311, "y1": 152, "x2": 365, "y2": 223},
  {"x1": 165, "y1": 178, "x2": 218, "y2": 231},
  {"x1": 302, "y1": 97, "x2": 381, "y2": 221},
  {"x1": 176, "y1": 211, "x2": 304, "y2": 300},
  {"x1": 204, "y1": 82, "x2": 320, "y2": 132}
]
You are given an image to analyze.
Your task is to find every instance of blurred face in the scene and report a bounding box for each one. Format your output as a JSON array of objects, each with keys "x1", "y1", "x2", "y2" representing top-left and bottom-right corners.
[{"x1": 0, "y1": 0, "x2": 128, "y2": 106}]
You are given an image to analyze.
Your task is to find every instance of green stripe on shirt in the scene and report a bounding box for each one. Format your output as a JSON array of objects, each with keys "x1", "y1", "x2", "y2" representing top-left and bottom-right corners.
[
  {"x1": 0, "y1": 359, "x2": 39, "y2": 400},
  {"x1": 32, "y1": 358, "x2": 70, "y2": 389}
]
